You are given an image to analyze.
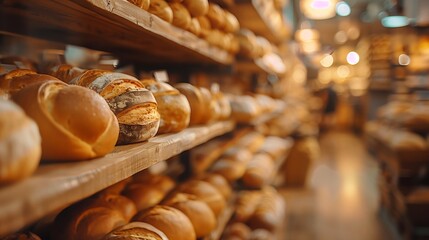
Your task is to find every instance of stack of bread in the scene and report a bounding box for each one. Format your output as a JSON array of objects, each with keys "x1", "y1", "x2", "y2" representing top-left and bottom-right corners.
[
  {"x1": 175, "y1": 83, "x2": 231, "y2": 125},
  {"x1": 0, "y1": 69, "x2": 119, "y2": 167}
]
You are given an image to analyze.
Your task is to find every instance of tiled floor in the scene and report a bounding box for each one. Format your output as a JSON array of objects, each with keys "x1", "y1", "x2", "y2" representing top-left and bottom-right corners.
[{"x1": 282, "y1": 131, "x2": 401, "y2": 240}]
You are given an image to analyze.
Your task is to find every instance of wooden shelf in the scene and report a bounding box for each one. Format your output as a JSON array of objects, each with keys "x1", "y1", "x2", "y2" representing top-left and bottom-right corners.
[
  {"x1": 230, "y1": 0, "x2": 290, "y2": 43},
  {"x1": 0, "y1": 0, "x2": 234, "y2": 66},
  {"x1": 0, "y1": 121, "x2": 235, "y2": 236}
]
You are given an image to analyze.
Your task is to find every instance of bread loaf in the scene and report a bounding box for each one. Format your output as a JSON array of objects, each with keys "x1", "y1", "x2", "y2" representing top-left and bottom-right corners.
[
  {"x1": 237, "y1": 132, "x2": 265, "y2": 153},
  {"x1": 133, "y1": 205, "x2": 196, "y2": 240},
  {"x1": 93, "y1": 194, "x2": 138, "y2": 221},
  {"x1": 140, "y1": 79, "x2": 190, "y2": 134},
  {"x1": 234, "y1": 191, "x2": 262, "y2": 222},
  {"x1": 187, "y1": 18, "x2": 201, "y2": 36},
  {"x1": 206, "y1": 3, "x2": 225, "y2": 29},
  {"x1": 178, "y1": 180, "x2": 226, "y2": 216},
  {"x1": 69, "y1": 70, "x2": 160, "y2": 145},
  {"x1": 11, "y1": 81, "x2": 119, "y2": 161},
  {"x1": 122, "y1": 173, "x2": 175, "y2": 211},
  {"x1": 242, "y1": 153, "x2": 275, "y2": 188},
  {"x1": 212, "y1": 89, "x2": 231, "y2": 120},
  {"x1": 182, "y1": 0, "x2": 208, "y2": 17},
  {"x1": 164, "y1": 193, "x2": 216, "y2": 237},
  {"x1": 127, "y1": 0, "x2": 151, "y2": 10},
  {"x1": 49, "y1": 64, "x2": 84, "y2": 83},
  {"x1": 0, "y1": 99, "x2": 41, "y2": 183},
  {"x1": 247, "y1": 188, "x2": 285, "y2": 231},
  {"x1": 222, "y1": 223, "x2": 251, "y2": 240},
  {"x1": 174, "y1": 83, "x2": 205, "y2": 125},
  {"x1": 149, "y1": 0, "x2": 174, "y2": 23},
  {"x1": 196, "y1": 16, "x2": 211, "y2": 37},
  {"x1": 0, "y1": 69, "x2": 60, "y2": 94},
  {"x1": 211, "y1": 148, "x2": 252, "y2": 182},
  {"x1": 198, "y1": 87, "x2": 218, "y2": 123},
  {"x1": 223, "y1": 11, "x2": 239, "y2": 33},
  {"x1": 102, "y1": 222, "x2": 168, "y2": 240},
  {"x1": 169, "y1": 2, "x2": 192, "y2": 29},
  {"x1": 229, "y1": 95, "x2": 262, "y2": 123},
  {"x1": 198, "y1": 173, "x2": 231, "y2": 200}
]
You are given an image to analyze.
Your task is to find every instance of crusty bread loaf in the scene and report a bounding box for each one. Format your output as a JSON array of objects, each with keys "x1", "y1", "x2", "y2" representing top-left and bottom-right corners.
[
  {"x1": 0, "y1": 99, "x2": 41, "y2": 183},
  {"x1": 228, "y1": 94, "x2": 262, "y2": 123},
  {"x1": 212, "y1": 90, "x2": 231, "y2": 120},
  {"x1": 234, "y1": 191, "x2": 262, "y2": 222},
  {"x1": 140, "y1": 79, "x2": 190, "y2": 134},
  {"x1": 149, "y1": 0, "x2": 174, "y2": 23},
  {"x1": 175, "y1": 83, "x2": 205, "y2": 125},
  {"x1": 11, "y1": 81, "x2": 119, "y2": 161},
  {"x1": 49, "y1": 64, "x2": 84, "y2": 83},
  {"x1": 127, "y1": 0, "x2": 151, "y2": 10},
  {"x1": 242, "y1": 153, "x2": 275, "y2": 188},
  {"x1": 122, "y1": 173, "x2": 175, "y2": 211},
  {"x1": 169, "y1": 2, "x2": 192, "y2": 29},
  {"x1": 198, "y1": 173, "x2": 232, "y2": 200},
  {"x1": 206, "y1": 3, "x2": 225, "y2": 29},
  {"x1": 164, "y1": 193, "x2": 216, "y2": 237},
  {"x1": 102, "y1": 222, "x2": 168, "y2": 240},
  {"x1": 196, "y1": 16, "x2": 211, "y2": 37},
  {"x1": 93, "y1": 194, "x2": 138, "y2": 222},
  {"x1": 182, "y1": 0, "x2": 208, "y2": 17},
  {"x1": 223, "y1": 11, "x2": 239, "y2": 33},
  {"x1": 211, "y1": 148, "x2": 253, "y2": 182},
  {"x1": 198, "y1": 87, "x2": 218, "y2": 123},
  {"x1": 187, "y1": 18, "x2": 201, "y2": 36},
  {"x1": 178, "y1": 180, "x2": 226, "y2": 216},
  {"x1": 0, "y1": 69, "x2": 60, "y2": 94},
  {"x1": 69, "y1": 69, "x2": 160, "y2": 145},
  {"x1": 133, "y1": 205, "x2": 196, "y2": 240},
  {"x1": 236, "y1": 132, "x2": 265, "y2": 153}
]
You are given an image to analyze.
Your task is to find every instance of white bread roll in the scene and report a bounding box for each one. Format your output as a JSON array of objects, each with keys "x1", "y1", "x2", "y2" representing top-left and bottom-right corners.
[
  {"x1": 0, "y1": 99, "x2": 41, "y2": 183},
  {"x1": 11, "y1": 81, "x2": 119, "y2": 161}
]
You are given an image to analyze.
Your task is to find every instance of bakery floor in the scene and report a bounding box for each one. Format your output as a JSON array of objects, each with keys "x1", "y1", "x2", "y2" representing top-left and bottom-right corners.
[{"x1": 281, "y1": 131, "x2": 401, "y2": 240}]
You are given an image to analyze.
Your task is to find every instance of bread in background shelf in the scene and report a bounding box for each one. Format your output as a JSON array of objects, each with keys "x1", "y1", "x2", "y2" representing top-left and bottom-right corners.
[
  {"x1": 174, "y1": 83, "x2": 205, "y2": 125},
  {"x1": 197, "y1": 173, "x2": 232, "y2": 200},
  {"x1": 133, "y1": 205, "x2": 196, "y2": 240},
  {"x1": 242, "y1": 153, "x2": 275, "y2": 188},
  {"x1": 234, "y1": 190, "x2": 263, "y2": 223},
  {"x1": 163, "y1": 193, "x2": 216, "y2": 237},
  {"x1": 49, "y1": 64, "x2": 84, "y2": 83},
  {"x1": 183, "y1": 0, "x2": 208, "y2": 17},
  {"x1": 197, "y1": 16, "x2": 211, "y2": 37},
  {"x1": 69, "y1": 69, "x2": 160, "y2": 145},
  {"x1": 140, "y1": 79, "x2": 190, "y2": 134},
  {"x1": 126, "y1": 0, "x2": 151, "y2": 10},
  {"x1": 169, "y1": 2, "x2": 192, "y2": 29},
  {"x1": 222, "y1": 222, "x2": 251, "y2": 240},
  {"x1": 11, "y1": 81, "x2": 119, "y2": 161},
  {"x1": 149, "y1": 0, "x2": 174, "y2": 23},
  {"x1": 177, "y1": 179, "x2": 226, "y2": 216},
  {"x1": 206, "y1": 3, "x2": 226, "y2": 29},
  {"x1": 236, "y1": 132, "x2": 265, "y2": 153},
  {"x1": 247, "y1": 188, "x2": 285, "y2": 231},
  {"x1": 187, "y1": 18, "x2": 201, "y2": 36},
  {"x1": 223, "y1": 11, "x2": 239, "y2": 33},
  {"x1": 102, "y1": 222, "x2": 168, "y2": 240},
  {"x1": 228, "y1": 95, "x2": 261, "y2": 123},
  {"x1": 211, "y1": 148, "x2": 253, "y2": 182},
  {"x1": 0, "y1": 69, "x2": 60, "y2": 94},
  {"x1": 0, "y1": 99, "x2": 41, "y2": 184}
]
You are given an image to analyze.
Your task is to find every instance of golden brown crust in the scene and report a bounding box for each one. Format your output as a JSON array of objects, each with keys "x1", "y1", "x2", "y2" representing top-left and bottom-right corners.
[
  {"x1": 102, "y1": 222, "x2": 169, "y2": 240},
  {"x1": 0, "y1": 70, "x2": 60, "y2": 94},
  {"x1": 198, "y1": 173, "x2": 231, "y2": 200},
  {"x1": 149, "y1": 0, "x2": 174, "y2": 23},
  {"x1": 11, "y1": 81, "x2": 119, "y2": 161},
  {"x1": 242, "y1": 153, "x2": 274, "y2": 188},
  {"x1": 186, "y1": 18, "x2": 201, "y2": 36},
  {"x1": 169, "y1": 2, "x2": 192, "y2": 29},
  {"x1": 182, "y1": 0, "x2": 208, "y2": 17},
  {"x1": 174, "y1": 83, "x2": 205, "y2": 125},
  {"x1": 206, "y1": 3, "x2": 225, "y2": 29},
  {"x1": 133, "y1": 205, "x2": 196, "y2": 240},
  {"x1": 127, "y1": 0, "x2": 151, "y2": 10}
]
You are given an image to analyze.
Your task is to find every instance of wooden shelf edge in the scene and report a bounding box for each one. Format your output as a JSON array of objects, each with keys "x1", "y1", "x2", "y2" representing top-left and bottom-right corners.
[{"x1": 0, "y1": 120, "x2": 235, "y2": 236}]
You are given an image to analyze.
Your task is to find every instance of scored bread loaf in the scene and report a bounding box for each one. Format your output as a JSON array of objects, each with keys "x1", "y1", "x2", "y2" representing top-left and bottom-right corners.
[
  {"x1": 0, "y1": 99, "x2": 41, "y2": 183},
  {"x1": 0, "y1": 69, "x2": 60, "y2": 94},
  {"x1": 68, "y1": 69, "x2": 160, "y2": 145},
  {"x1": 177, "y1": 180, "x2": 226, "y2": 216},
  {"x1": 133, "y1": 205, "x2": 196, "y2": 240},
  {"x1": 149, "y1": 0, "x2": 174, "y2": 23},
  {"x1": 169, "y1": 2, "x2": 192, "y2": 29},
  {"x1": 140, "y1": 79, "x2": 190, "y2": 134},
  {"x1": 11, "y1": 80, "x2": 119, "y2": 161},
  {"x1": 102, "y1": 222, "x2": 168, "y2": 240},
  {"x1": 126, "y1": 0, "x2": 151, "y2": 10},
  {"x1": 163, "y1": 193, "x2": 216, "y2": 237}
]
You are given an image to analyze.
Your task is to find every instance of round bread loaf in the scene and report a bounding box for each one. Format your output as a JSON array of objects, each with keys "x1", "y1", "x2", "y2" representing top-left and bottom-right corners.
[
  {"x1": 93, "y1": 194, "x2": 137, "y2": 222},
  {"x1": 174, "y1": 83, "x2": 205, "y2": 125},
  {"x1": 0, "y1": 69, "x2": 60, "y2": 93},
  {"x1": 127, "y1": 0, "x2": 151, "y2": 10},
  {"x1": 169, "y1": 2, "x2": 192, "y2": 29},
  {"x1": 102, "y1": 222, "x2": 168, "y2": 240},
  {"x1": 133, "y1": 205, "x2": 196, "y2": 240},
  {"x1": 178, "y1": 180, "x2": 226, "y2": 216},
  {"x1": 182, "y1": 0, "x2": 208, "y2": 17},
  {"x1": 149, "y1": 0, "x2": 174, "y2": 23},
  {"x1": 140, "y1": 79, "x2": 190, "y2": 134},
  {"x1": 0, "y1": 99, "x2": 41, "y2": 183},
  {"x1": 164, "y1": 193, "x2": 216, "y2": 237},
  {"x1": 198, "y1": 173, "x2": 231, "y2": 200},
  {"x1": 11, "y1": 81, "x2": 119, "y2": 161},
  {"x1": 69, "y1": 70, "x2": 160, "y2": 145},
  {"x1": 212, "y1": 90, "x2": 231, "y2": 120},
  {"x1": 198, "y1": 87, "x2": 218, "y2": 123}
]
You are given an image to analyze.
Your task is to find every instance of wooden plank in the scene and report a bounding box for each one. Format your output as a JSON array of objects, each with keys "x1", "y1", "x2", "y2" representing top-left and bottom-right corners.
[
  {"x1": 229, "y1": 0, "x2": 290, "y2": 43},
  {"x1": 0, "y1": 120, "x2": 235, "y2": 236},
  {"x1": 0, "y1": 0, "x2": 233, "y2": 65}
]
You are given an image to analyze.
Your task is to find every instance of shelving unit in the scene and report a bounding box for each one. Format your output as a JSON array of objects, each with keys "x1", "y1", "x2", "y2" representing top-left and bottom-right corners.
[
  {"x1": 0, "y1": 0, "x2": 234, "y2": 66},
  {"x1": 230, "y1": 0, "x2": 289, "y2": 43},
  {"x1": 0, "y1": 121, "x2": 235, "y2": 236}
]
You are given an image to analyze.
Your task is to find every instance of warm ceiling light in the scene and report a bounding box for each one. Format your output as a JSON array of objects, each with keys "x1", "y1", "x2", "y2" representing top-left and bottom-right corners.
[
  {"x1": 336, "y1": 1, "x2": 351, "y2": 16},
  {"x1": 295, "y1": 28, "x2": 320, "y2": 42},
  {"x1": 320, "y1": 54, "x2": 334, "y2": 67},
  {"x1": 398, "y1": 54, "x2": 410, "y2": 65},
  {"x1": 301, "y1": 0, "x2": 338, "y2": 20},
  {"x1": 346, "y1": 51, "x2": 360, "y2": 65},
  {"x1": 381, "y1": 16, "x2": 409, "y2": 28}
]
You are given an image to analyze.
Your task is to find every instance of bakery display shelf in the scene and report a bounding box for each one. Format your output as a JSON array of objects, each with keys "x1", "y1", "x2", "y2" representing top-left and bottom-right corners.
[
  {"x1": 202, "y1": 194, "x2": 236, "y2": 240},
  {"x1": 0, "y1": 120, "x2": 235, "y2": 236},
  {"x1": 230, "y1": 0, "x2": 289, "y2": 43},
  {"x1": 0, "y1": 0, "x2": 234, "y2": 66}
]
